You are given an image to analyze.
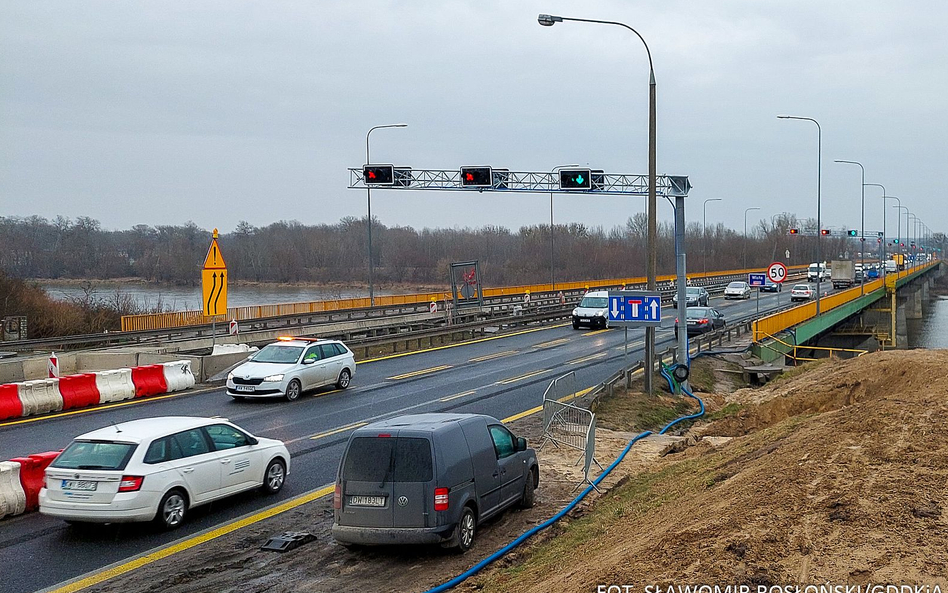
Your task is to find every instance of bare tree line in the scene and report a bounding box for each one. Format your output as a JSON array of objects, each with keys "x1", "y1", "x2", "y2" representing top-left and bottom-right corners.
[{"x1": 0, "y1": 214, "x2": 874, "y2": 287}]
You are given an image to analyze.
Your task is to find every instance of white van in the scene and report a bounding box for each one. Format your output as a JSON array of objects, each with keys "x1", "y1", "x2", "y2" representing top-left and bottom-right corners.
[{"x1": 571, "y1": 290, "x2": 609, "y2": 329}]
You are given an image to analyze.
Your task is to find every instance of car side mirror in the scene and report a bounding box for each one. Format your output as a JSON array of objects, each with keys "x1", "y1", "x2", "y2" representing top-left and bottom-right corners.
[
  {"x1": 247, "y1": 437, "x2": 259, "y2": 446},
  {"x1": 302, "y1": 358, "x2": 316, "y2": 365},
  {"x1": 516, "y1": 437, "x2": 527, "y2": 452}
]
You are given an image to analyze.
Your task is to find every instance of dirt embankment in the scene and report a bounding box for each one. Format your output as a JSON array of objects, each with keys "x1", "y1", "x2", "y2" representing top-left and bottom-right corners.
[{"x1": 472, "y1": 350, "x2": 948, "y2": 590}]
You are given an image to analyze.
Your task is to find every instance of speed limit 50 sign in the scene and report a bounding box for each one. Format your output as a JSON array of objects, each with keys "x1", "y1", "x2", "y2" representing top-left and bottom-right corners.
[{"x1": 768, "y1": 262, "x2": 788, "y2": 283}]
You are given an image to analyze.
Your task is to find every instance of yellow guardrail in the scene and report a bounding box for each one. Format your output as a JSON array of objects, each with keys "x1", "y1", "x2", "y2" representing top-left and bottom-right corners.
[
  {"x1": 757, "y1": 332, "x2": 868, "y2": 364},
  {"x1": 120, "y1": 265, "x2": 810, "y2": 332},
  {"x1": 752, "y1": 261, "x2": 938, "y2": 342}
]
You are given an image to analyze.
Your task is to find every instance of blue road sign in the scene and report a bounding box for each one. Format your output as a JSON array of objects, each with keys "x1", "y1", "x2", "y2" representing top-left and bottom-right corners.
[
  {"x1": 607, "y1": 291, "x2": 662, "y2": 327},
  {"x1": 748, "y1": 273, "x2": 767, "y2": 287}
]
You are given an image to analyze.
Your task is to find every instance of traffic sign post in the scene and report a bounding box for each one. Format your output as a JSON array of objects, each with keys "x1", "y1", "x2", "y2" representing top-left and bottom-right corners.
[
  {"x1": 202, "y1": 229, "x2": 228, "y2": 349},
  {"x1": 748, "y1": 273, "x2": 766, "y2": 314}
]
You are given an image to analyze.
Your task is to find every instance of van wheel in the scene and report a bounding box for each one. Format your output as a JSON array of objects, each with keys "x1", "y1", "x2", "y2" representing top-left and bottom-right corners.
[
  {"x1": 519, "y1": 470, "x2": 537, "y2": 509},
  {"x1": 262, "y1": 458, "x2": 286, "y2": 494},
  {"x1": 284, "y1": 379, "x2": 302, "y2": 402},
  {"x1": 572, "y1": 321, "x2": 580, "y2": 330},
  {"x1": 451, "y1": 507, "x2": 476, "y2": 553},
  {"x1": 336, "y1": 369, "x2": 351, "y2": 390},
  {"x1": 155, "y1": 489, "x2": 188, "y2": 530}
]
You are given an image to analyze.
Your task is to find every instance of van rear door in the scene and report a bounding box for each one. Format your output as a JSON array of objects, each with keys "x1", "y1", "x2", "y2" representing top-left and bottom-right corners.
[
  {"x1": 391, "y1": 437, "x2": 432, "y2": 528},
  {"x1": 338, "y1": 436, "x2": 396, "y2": 528}
]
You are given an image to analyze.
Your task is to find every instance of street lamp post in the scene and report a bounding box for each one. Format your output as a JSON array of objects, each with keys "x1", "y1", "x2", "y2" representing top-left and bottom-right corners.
[
  {"x1": 778, "y1": 115, "x2": 823, "y2": 314},
  {"x1": 834, "y1": 159, "x2": 866, "y2": 295},
  {"x1": 895, "y1": 204, "x2": 908, "y2": 280},
  {"x1": 540, "y1": 13, "x2": 662, "y2": 393},
  {"x1": 743, "y1": 207, "x2": 761, "y2": 269},
  {"x1": 365, "y1": 123, "x2": 408, "y2": 306},
  {"x1": 865, "y1": 183, "x2": 887, "y2": 267},
  {"x1": 550, "y1": 163, "x2": 579, "y2": 292},
  {"x1": 702, "y1": 198, "x2": 722, "y2": 277}
]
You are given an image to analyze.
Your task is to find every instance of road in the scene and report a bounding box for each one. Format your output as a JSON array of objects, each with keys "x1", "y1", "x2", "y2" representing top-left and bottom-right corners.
[{"x1": 0, "y1": 285, "x2": 826, "y2": 593}]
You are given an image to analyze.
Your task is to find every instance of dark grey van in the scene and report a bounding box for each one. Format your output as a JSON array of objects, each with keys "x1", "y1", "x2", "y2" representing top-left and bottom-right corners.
[{"x1": 331, "y1": 413, "x2": 538, "y2": 552}]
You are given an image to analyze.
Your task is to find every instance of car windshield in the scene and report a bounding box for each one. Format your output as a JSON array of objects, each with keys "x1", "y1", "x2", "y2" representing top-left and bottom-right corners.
[
  {"x1": 579, "y1": 296, "x2": 608, "y2": 308},
  {"x1": 250, "y1": 344, "x2": 304, "y2": 364},
  {"x1": 686, "y1": 308, "x2": 711, "y2": 319},
  {"x1": 727, "y1": 282, "x2": 745, "y2": 289},
  {"x1": 51, "y1": 440, "x2": 137, "y2": 471},
  {"x1": 686, "y1": 288, "x2": 702, "y2": 295},
  {"x1": 793, "y1": 285, "x2": 810, "y2": 291}
]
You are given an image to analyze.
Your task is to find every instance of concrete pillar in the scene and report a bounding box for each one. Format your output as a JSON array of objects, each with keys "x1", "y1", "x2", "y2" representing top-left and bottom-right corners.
[
  {"x1": 895, "y1": 297, "x2": 909, "y2": 348},
  {"x1": 921, "y1": 281, "x2": 931, "y2": 316},
  {"x1": 905, "y1": 288, "x2": 923, "y2": 320}
]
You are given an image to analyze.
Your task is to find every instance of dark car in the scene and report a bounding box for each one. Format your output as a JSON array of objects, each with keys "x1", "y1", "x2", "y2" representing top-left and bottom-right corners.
[
  {"x1": 673, "y1": 286, "x2": 710, "y2": 307},
  {"x1": 675, "y1": 306, "x2": 726, "y2": 337},
  {"x1": 759, "y1": 278, "x2": 782, "y2": 292},
  {"x1": 332, "y1": 413, "x2": 539, "y2": 552}
]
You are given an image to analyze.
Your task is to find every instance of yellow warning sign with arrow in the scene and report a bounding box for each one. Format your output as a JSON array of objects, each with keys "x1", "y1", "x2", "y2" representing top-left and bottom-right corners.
[{"x1": 202, "y1": 229, "x2": 228, "y2": 316}]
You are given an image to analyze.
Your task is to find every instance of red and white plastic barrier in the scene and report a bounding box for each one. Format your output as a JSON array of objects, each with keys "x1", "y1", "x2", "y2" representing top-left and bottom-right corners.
[
  {"x1": 0, "y1": 359, "x2": 197, "y2": 421},
  {"x1": 1, "y1": 451, "x2": 60, "y2": 519}
]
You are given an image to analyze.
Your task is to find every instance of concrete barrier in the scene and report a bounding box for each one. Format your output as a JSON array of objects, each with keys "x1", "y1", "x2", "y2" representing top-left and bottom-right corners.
[
  {"x1": 95, "y1": 369, "x2": 136, "y2": 404},
  {"x1": 18, "y1": 379, "x2": 63, "y2": 417},
  {"x1": 161, "y1": 361, "x2": 195, "y2": 393},
  {"x1": 0, "y1": 461, "x2": 27, "y2": 519}
]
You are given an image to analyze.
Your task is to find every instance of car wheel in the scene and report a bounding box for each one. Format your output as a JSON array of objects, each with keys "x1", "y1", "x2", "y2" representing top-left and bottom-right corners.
[
  {"x1": 451, "y1": 507, "x2": 476, "y2": 553},
  {"x1": 262, "y1": 458, "x2": 286, "y2": 494},
  {"x1": 519, "y1": 469, "x2": 537, "y2": 509},
  {"x1": 572, "y1": 322, "x2": 580, "y2": 330},
  {"x1": 284, "y1": 379, "x2": 302, "y2": 402},
  {"x1": 155, "y1": 489, "x2": 187, "y2": 530},
  {"x1": 336, "y1": 369, "x2": 351, "y2": 390}
]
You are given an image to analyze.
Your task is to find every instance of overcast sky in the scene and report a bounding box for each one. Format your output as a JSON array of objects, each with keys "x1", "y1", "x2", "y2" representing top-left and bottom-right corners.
[{"x1": 2, "y1": 1, "x2": 945, "y2": 238}]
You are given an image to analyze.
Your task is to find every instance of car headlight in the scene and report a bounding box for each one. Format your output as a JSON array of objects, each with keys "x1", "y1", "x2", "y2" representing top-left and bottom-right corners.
[
  {"x1": 227, "y1": 372, "x2": 234, "y2": 381},
  {"x1": 571, "y1": 308, "x2": 579, "y2": 315},
  {"x1": 595, "y1": 311, "x2": 605, "y2": 317},
  {"x1": 263, "y1": 374, "x2": 285, "y2": 382}
]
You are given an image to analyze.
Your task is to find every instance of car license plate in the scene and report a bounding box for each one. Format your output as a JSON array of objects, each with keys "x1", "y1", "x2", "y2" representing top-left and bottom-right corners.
[
  {"x1": 580, "y1": 318, "x2": 590, "y2": 322},
  {"x1": 235, "y1": 385, "x2": 255, "y2": 393},
  {"x1": 348, "y1": 495, "x2": 386, "y2": 507},
  {"x1": 687, "y1": 320, "x2": 697, "y2": 325},
  {"x1": 62, "y1": 480, "x2": 97, "y2": 491}
]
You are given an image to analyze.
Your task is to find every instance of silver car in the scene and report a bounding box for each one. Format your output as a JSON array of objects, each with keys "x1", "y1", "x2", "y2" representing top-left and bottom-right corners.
[
  {"x1": 723, "y1": 281, "x2": 751, "y2": 300},
  {"x1": 226, "y1": 338, "x2": 356, "y2": 401}
]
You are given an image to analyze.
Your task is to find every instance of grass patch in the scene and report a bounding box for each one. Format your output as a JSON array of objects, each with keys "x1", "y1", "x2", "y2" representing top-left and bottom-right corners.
[
  {"x1": 594, "y1": 387, "x2": 695, "y2": 433},
  {"x1": 686, "y1": 357, "x2": 716, "y2": 392},
  {"x1": 703, "y1": 402, "x2": 744, "y2": 422}
]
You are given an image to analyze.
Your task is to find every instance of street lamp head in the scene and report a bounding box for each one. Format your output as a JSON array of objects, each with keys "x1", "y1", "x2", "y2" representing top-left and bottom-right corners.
[
  {"x1": 777, "y1": 115, "x2": 791, "y2": 119},
  {"x1": 538, "y1": 14, "x2": 562, "y2": 26}
]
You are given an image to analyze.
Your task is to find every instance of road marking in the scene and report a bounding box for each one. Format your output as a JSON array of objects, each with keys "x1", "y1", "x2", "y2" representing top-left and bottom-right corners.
[
  {"x1": 583, "y1": 328, "x2": 611, "y2": 336},
  {"x1": 359, "y1": 323, "x2": 570, "y2": 364},
  {"x1": 439, "y1": 389, "x2": 478, "y2": 402},
  {"x1": 568, "y1": 352, "x2": 608, "y2": 365},
  {"x1": 469, "y1": 350, "x2": 518, "y2": 362},
  {"x1": 498, "y1": 369, "x2": 549, "y2": 385},
  {"x1": 0, "y1": 386, "x2": 221, "y2": 428},
  {"x1": 43, "y1": 484, "x2": 335, "y2": 593},
  {"x1": 533, "y1": 338, "x2": 570, "y2": 349},
  {"x1": 501, "y1": 386, "x2": 595, "y2": 423},
  {"x1": 387, "y1": 365, "x2": 452, "y2": 380},
  {"x1": 310, "y1": 421, "x2": 368, "y2": 440},
  {"x1": 613, "y1": 339, "x2": 646, "y2": 352}
]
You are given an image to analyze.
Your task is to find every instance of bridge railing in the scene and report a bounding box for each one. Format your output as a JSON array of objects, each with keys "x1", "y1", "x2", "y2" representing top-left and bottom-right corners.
[{"x1": 752, "y1": 262, "x2": 937, "y2": 342}]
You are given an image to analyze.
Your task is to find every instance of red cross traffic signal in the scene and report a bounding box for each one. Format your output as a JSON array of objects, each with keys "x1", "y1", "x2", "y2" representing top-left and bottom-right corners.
[
  {"x1": 363, "y1": 165, "x2": 395, "y2": 185},
  {"x1": 460, "y1": 167, "x2": 492, "y2": 187}
]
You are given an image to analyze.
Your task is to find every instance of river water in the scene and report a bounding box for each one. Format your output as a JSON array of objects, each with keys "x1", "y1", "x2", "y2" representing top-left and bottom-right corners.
[
  {"x1": 909, "y1": 295, "x2": 948, "y2": 348},
  {"x1": 38, "y1": 282, "x2": 416, "y2": 312}
]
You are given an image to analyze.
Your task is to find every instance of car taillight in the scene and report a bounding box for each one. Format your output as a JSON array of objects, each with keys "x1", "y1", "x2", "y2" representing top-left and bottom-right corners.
[
  {"x1": 334, "y1": 483, "x2": 341, "y2": 509},
  {"x1": 700, "y1": 318, "x2": 709, "y2": 324},
  {"x1": 118, "y1": 475, "x2": 144, "y2": 492},
  {"x1": 434, "y1": 487, "x2": 449, "y2": 511}
]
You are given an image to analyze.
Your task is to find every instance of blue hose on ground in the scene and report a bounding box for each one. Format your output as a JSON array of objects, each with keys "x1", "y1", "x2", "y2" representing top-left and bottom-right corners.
[{"x1": 422, "y1": 381, "x2": 706, "y2": 593}]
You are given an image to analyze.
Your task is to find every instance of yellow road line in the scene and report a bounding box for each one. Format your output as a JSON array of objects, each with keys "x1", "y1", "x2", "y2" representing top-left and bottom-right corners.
[
  {"x1": 469, "y1": 350, "x2": 518, "y2": 363},
  {"x1": 359, "y1": 323, "x2": 570, "y2": 364},
  {"x1": 533, "y1": 338, "x2": 570, "y2": 349},
  {"x1": 439, "y1": 389, "x2": 477, "y2": 402},
  {"x1": 387, "y1": 365, "x2": 452, "y2": 380},
  {"x1": 310, "y1": 421, "x2": 367, "y2": 440},
  {"x1": 0, "y1": 387, "x2": 220, "y2": 428},
  {"x1": 583, "y1": 328, "x2": 611, "y2": 336},
  {"x1": 46, "y1": 485, "x2": 335, "y2": 593},
  {"x1": 501, "y1": 386, "x2": 595, "y2": 423},
  {"x1": 567, "y1": 352, "x2": 608, "y2": 365},
  {"x1": 498, "y1": 369, "x2": 549, "y2": 385}
]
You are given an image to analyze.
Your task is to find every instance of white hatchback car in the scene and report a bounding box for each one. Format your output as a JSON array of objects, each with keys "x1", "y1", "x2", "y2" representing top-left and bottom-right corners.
[
  {"x1": 723, "y1": 281, "x2": 752, "y2": 299},
  {"x1": 227, "y1": 337, "x2": 356, "y2": 401},
  {"x1": 39, "y1": 417, "x2": 290, "y2": 529}
]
